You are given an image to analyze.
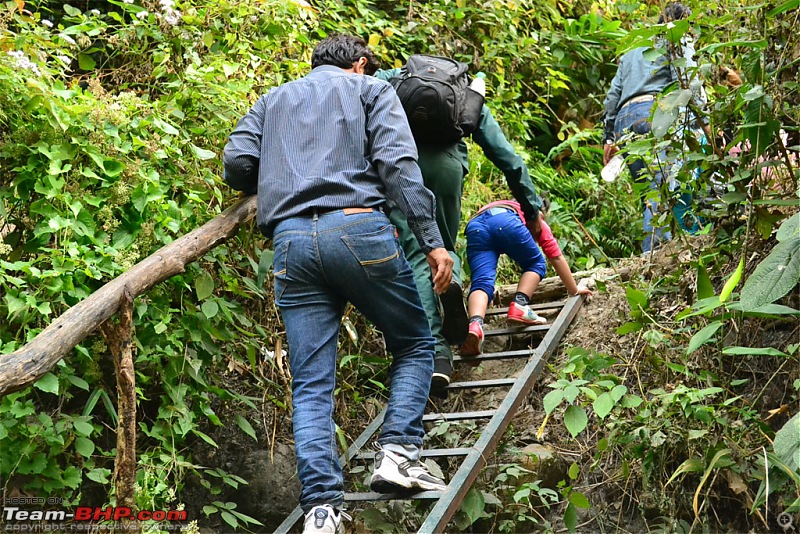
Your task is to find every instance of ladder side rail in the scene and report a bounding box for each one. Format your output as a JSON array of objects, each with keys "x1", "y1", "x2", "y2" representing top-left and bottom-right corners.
[
  {"x1": 418, "y1": 292, "x2": 587, "y2": 533},
  {"x1": 274, "y1": 408, "x2": 388, "y2": 533}
]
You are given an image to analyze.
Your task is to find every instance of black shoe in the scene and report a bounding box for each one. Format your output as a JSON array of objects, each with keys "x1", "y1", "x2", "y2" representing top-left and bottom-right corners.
[
  {"x1": 440, "y1": 281, "x2": 469, "y2": 345},
  {"x1": 430, "y1": 358, "x2": 452, "y2": 399}
]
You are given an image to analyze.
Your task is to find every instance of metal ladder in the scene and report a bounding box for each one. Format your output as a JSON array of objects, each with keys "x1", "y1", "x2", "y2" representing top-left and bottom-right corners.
[{"x1": 275, "y1": 292, "x2": 586, "y2": 533}]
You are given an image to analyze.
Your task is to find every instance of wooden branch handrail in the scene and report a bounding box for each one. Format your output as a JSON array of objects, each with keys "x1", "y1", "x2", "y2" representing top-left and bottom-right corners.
[{"x1": 0, "y1": 195, "x2": 257, "y2": 397}]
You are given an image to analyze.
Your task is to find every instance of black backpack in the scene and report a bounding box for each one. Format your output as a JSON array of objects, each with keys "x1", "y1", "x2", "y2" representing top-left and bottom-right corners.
[{"x1": 390, "y1": 55, "x2": 485, "y2": 144}]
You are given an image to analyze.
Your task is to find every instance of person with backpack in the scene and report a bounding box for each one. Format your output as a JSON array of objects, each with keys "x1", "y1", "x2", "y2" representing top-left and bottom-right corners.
[
  {"x1": 223, "y1": 35, "x2": 451, "y2": 534},
  {"x1": 375, "y1": 55, "x2": 544, "y2": 397},
  {"x1": 459, "y1": 199, "x2": 592, "y2": 358}
]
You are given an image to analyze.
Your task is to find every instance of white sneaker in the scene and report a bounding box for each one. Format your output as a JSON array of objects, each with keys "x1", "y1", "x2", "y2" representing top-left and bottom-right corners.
[
  {"x1": 507, "y1": 301, "x2": 547, "y2": 325},
  {"x1": 303, "y1": 504, "x2": 350, "y2": 534},
  {"x1": 369, "y1": 448, "x2": 447, "y2": 493}
]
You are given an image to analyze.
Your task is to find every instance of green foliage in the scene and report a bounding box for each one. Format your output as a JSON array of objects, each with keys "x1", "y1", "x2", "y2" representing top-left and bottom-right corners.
[{"x1": 0, "y1": 0, "x2": 797, "y2": 530}]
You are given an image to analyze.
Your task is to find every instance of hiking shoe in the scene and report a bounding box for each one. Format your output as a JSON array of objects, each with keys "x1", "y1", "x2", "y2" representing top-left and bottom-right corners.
[
  {"x1": 369, "y1": 448, "x2": 447, "y2": 493},
  {"x1": 507, "y1": 302, "x2": 547, "y2": 326},
  {"x1": 440, "y1": 281, "x2": 469, "y2": 345},
  {"x1": 430, "y1": 357, "x2": 452, "y2": 398},
  {"x1": 459, "y1": 321, "x2": 484, "y2": 360},
  {"x1": 303, "y1": 504, "x2": 350, "y2": 534}
]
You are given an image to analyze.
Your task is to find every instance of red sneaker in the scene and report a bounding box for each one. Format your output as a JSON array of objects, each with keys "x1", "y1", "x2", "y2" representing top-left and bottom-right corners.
[
  {"x1": 507, "y1": 302, "x2": 547, "y2": 325},
  {"x1": 459, "y1": 321, "x2": 484, "y2": 360}
]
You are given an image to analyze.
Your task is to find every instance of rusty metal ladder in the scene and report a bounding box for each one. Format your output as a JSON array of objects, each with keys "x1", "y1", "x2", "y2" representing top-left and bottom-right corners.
[{"x1": 275, "y1": 292, "x2": 586, "y2": 533}]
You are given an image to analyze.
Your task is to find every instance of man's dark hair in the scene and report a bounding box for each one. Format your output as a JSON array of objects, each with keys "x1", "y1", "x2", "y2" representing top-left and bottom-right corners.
[
  {"x1": 658, "y1": 2, "x2": 692, "y2": 23},
  {"x1": 311, "y1": 34, "x2": 379, "y2": 75}
]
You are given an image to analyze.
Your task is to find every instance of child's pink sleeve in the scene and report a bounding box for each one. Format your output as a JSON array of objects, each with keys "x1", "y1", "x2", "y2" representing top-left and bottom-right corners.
[{"x1": 536, "y1": 222, "x2": 562, "y2": 259}]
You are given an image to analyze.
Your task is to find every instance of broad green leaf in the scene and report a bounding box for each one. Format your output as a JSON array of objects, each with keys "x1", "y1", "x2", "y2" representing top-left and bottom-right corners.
[
  {"x1": 723, "y1": 346, "x2": 788, "y2": 357},
  {"x1": 73, "y1": 419, "x2": 94, "y2": 437},
  {"x1": 719, "y1": 258, "x2": 744, "y2": 302},
  {"x1": 190, "y1": 143, "x2": 216, "y2": 160},
  {"x1": 740, "y1": 237, "x2": 800, "y2": 308},
  {"x1": 86, "y1": 468, "x2": 111, "y2": 484},
  {"x1": 34, "y1": 373, "x2": 59, "y2": 395},
  {"x1": 196, "y1": 271, "x2": 214, "y2": 300},
  {"x1": 78, "y1": 53, "x2": 96, "y2": 70},
  {"x1": 592, "y1": 392, "x2": 615, "y2": 420},
  {"x1": 568, "y1": 462, "x2": 580, "y2": 480},
  {"x1": 776, "y1": 213, "x2": 800, "y2": 243},
  {"x1": 728, "y1": 302, "x2": 800, "y2": 316},
  {"x1": 625, "y1": 286, "x2": 648, "y2": 310},
  {"x1": 564, "y1": 405, "x2": 588, "y2": 438},
  {"x1": 564, "y1": 502, "x2": 578, "y2": 533},
  {"x1": 153, "y1": 118, "x2": 180, "y2": 136},
  {"x1": 616, "y1": 321, "x2": 642, "y2": 335},
  {"x1": 610, "y1": 384, "x2": 628, "y2": 402},
  {"x1": 235, "y1": 415, "x2": 258, "y2": 441},
  {"x1": 774, "y1": 412, "x2": 800, "y2": 470},
  {"x1": 192, "y1": 429, "x2": 219, "y2": 448},
  {"x1": 697, "y1": 264, "x2": 714, "y2": 300},
  {"x1": 257, "y1": 249, "x2": 274, "y2": 289},
  {"x1": 74, "y1": 437, "x2": 95, "y2": 458},
  {"x1": 202, "y1": 300, "x2": 219, "y2": 319},
  {"x1": 767, "y1": 0, "x2": 800, "y2": 15},
  {"x1": 569, "y1": 491, "x2": 591, "y2": 509},
  {"x1": 460, "y1": 488, "x2": 485, "y2": 526},
  {"x1": 687, "y1": 322, "x2": 723, "y2": 353},
  {"x1": 543, "y1": 389, "x2": 564, "y2": 414}
]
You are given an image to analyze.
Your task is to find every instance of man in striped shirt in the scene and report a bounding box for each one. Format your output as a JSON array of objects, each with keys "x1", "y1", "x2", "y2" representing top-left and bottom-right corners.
[{"x1": 223, "y1": 35, "x2": 451, "y2": 534}]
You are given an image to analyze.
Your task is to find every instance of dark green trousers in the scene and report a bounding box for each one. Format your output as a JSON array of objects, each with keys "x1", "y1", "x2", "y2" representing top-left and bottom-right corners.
[{"x1": 390, "y1": 145, "x2": 467, "y2": 364}]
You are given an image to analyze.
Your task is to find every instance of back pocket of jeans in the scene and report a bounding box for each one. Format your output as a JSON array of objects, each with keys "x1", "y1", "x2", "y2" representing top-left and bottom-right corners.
[
  {"x1": 340, "y1": 225, "x2": 401, "y2": 280},
  {"x1": 273, "y1": 239, "x2": 290, "y2": 303}
]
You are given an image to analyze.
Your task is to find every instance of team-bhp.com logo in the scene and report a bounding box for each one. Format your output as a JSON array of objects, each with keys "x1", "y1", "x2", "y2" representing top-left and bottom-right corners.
[
  {"x1": 4, "y1": 507, "x2": 186, "y2": 522},
  {"x1": 3, "y1": 498, "x2": 187, "y2": 530}
]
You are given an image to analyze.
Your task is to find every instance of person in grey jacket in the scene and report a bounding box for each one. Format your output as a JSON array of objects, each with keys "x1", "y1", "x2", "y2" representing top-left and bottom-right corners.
[{"x1": 602, "y1": 2, "x2": 707, "y2": 253}]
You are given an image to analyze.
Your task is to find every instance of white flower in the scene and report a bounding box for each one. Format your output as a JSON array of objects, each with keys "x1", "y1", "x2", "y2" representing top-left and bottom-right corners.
[
  {"x1": 60, "y1": 34, "x2": 77, "y2": 46},
  {"x1": 7, "y1": 50, "x2": 41, "y2": 76},
  {"x1": 135, "y1": 10, "x2": 148, "y2": 19},
  {"x1": 41, "y1": 19, "x2": 53, "y2": 27},
  {"x1": 90, "y1": 9, "x2": 100, "y2": 15},
  {"x1": 158, "y1": 0, "x2": 174, "y2": 10},
  {"x1": 163, "y1": 9, "x2": 181, "y2": 25},
  {"x1": 122, "y1": 0, "x2": 134, "y2": 4},
  {"x1": 56, "y1": 54, "x2": 71, "y2": 64}
]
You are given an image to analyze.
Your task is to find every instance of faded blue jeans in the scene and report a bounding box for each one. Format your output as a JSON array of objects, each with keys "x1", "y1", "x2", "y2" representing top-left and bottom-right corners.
[
  {"x1": 614, "y1": 100, "x2": 672, "y2": 253},
  {"x1": 272, "y1": 209, "x2": 434, "y2": 512},
  {"x1": 615, "y1": 100, "x2": 703, "y2": 253}
]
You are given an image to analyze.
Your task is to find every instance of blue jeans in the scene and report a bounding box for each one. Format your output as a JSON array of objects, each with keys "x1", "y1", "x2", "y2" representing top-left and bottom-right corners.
[
  {"x1": 615, "y1": 100, "x2": 705, "y2": 252},
  {"x1": 465, "y1": 208, "x2": 546, "y2": 299},
  {"x1": 614, "y1": 100, "x2": 671, "y2": 253},
  {"x1": 272, "y1": 210, "x2": 434, "y2": 512}
]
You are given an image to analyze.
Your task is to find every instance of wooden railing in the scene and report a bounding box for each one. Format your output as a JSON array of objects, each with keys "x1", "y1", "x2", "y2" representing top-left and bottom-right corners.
[{"x1": 0, "y1": 195, "x2": 257, "y2": 530}]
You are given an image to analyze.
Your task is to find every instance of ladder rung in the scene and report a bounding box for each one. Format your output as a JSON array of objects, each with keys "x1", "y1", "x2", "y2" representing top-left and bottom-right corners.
[
  {"x1": 453, "y1": 349, "x2": 533, "y2": 363},
  {"x1": 447, "y1": 378, "x2": 516, "y2": 389},
  {"x1": 354, "y1": 447, "x2": 473, "y2": 460},
  {"x1": 423, "y1": 410, "x2": 495, "y2": 422},
  {"x1": 345, "y1": 490, "x2": 442, "y2": 502},
  {"x1": 485, "y1": 324, "x2": 550, "y2": 337}
]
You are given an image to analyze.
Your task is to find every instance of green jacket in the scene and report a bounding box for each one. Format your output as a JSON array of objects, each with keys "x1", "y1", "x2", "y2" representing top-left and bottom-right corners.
[{"x1": 374, "y1": 68, "x2": 542, "y2": 220}]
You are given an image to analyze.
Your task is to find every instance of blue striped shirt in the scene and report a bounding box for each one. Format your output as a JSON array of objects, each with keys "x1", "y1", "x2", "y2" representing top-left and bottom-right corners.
[{"x1": 223, "y1": 65, "x2": 444, "y2": 253}]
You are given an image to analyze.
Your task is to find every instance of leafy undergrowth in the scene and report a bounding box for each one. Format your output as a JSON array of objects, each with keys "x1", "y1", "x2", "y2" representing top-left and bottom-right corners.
[{"x1": 429, "y1": 230, "x2": 799, "y2": 534}]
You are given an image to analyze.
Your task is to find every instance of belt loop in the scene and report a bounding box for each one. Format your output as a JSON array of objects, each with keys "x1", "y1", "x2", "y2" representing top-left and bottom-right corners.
[{"x1": 312, "y1": 209, "x2": 319, "y2": 221}]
